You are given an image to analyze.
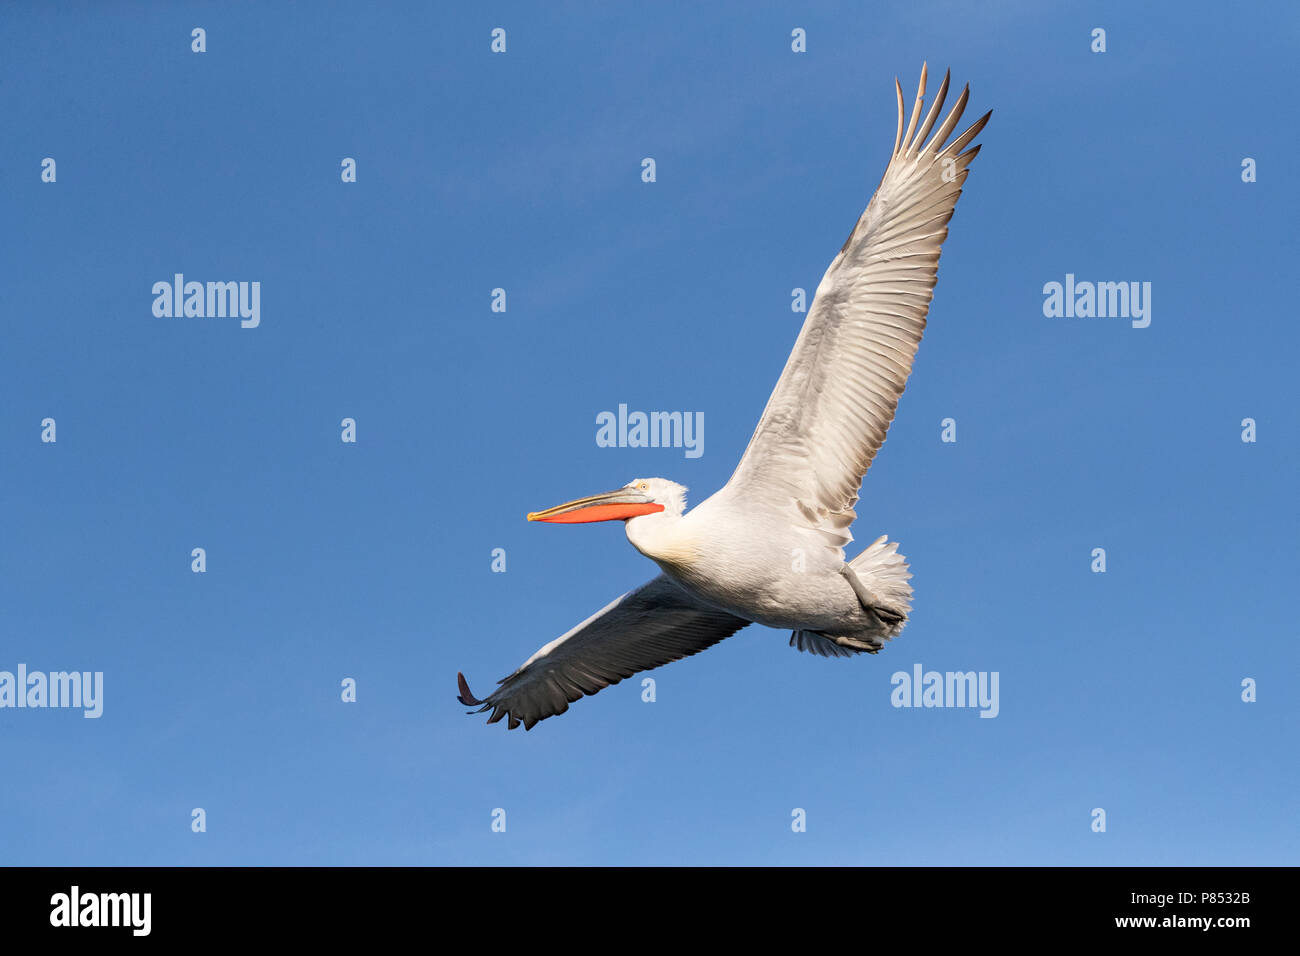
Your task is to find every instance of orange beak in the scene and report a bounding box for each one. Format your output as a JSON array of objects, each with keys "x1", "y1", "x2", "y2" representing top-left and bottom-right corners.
[{"x1": 527, "y1": 487, "x2": 665, "y2": 523}]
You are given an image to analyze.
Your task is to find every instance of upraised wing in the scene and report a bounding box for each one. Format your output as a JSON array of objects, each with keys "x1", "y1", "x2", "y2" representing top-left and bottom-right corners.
[
  {"x1": 726, "y1": 65, "x2": 990, "y2": 547},
  {"x1": 457, "y1": 575, "x2": 751, "y2": 730}
]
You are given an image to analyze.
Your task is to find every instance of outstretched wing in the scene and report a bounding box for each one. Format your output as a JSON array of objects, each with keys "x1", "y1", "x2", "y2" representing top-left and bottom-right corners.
[
  {"x1": 457, "y1": 575, "x2": 751, "y2": 730},
  {"x1": 726, "y1": 65, "x2": 990, "y2": 547}
]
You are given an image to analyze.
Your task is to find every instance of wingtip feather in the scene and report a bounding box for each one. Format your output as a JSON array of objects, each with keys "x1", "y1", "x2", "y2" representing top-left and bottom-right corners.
[
  {"x1": 901, "y1": 65, "x2": 926, "y2": 153},
  {"x1": 892, "y1": 78, "x2": 905, "y2": 156},
  {"x1": 456, "y1": 671, "x2": 485, "y2": 707}
]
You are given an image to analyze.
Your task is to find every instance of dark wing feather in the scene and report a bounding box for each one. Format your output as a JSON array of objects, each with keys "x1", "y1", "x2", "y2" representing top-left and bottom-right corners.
[{"x1": 458, "y1": 575, "x2": 751, "y2": 730}]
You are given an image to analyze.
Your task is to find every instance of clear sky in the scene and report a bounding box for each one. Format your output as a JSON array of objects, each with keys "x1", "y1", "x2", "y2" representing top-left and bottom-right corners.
[{"x1": 2, "y1": 1, "x2": 1296, "y2": 865}]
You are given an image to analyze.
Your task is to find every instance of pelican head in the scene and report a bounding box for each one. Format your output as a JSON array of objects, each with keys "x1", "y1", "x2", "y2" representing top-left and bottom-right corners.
[{"x1": 527, "y1": 477, "x2": 687, "y2": 523}]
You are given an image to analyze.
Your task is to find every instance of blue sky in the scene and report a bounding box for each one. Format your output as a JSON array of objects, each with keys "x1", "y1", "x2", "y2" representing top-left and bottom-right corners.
[{"x1": 2, "y1": 1, "x2": 1296, "y2": 865}]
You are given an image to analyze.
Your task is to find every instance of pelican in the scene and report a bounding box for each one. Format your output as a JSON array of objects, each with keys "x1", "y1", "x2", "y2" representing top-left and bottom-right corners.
[{"x1": 458, "y1": 65, "x2": 991, "y2": 730}]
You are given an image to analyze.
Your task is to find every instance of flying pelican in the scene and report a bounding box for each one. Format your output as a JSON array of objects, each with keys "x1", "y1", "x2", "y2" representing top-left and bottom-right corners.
[{"x1": 458, "y1": 64, "x2": 990, "y2": 730}]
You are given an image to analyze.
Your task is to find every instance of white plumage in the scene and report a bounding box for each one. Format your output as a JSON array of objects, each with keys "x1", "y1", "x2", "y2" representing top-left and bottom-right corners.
[{"x1": 459, "y1": 65, "x2": 990, "y2": 730}]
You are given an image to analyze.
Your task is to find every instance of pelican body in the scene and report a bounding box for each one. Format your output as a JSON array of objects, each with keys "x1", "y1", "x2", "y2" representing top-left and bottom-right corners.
[{"x1": 459, "y1": 65, "x2": 991, "y2": 729}]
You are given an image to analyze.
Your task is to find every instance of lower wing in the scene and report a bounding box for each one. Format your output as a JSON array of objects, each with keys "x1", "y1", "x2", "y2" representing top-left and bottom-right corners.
[{"x1": 457, "y1": 575, "x2": 752, "y2": 730}]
